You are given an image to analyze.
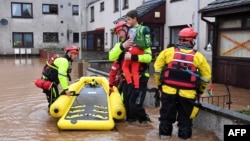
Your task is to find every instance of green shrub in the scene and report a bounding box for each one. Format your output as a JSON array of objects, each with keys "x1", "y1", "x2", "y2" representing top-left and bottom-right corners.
[{"x1": 237, "y1": 110, "x2": 250, "y2": 116}]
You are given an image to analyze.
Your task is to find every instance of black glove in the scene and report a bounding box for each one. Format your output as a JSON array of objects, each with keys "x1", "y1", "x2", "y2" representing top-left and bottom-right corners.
[
  {"x1": 154, "y1": 89, "x2": 160, "y2": 108},
  {"x1": 196, "y1": 89, "x2": 203, "y2": 95},
  {"x1": 196, "y1": 89, "x2": 204, "y2": 103},
  {"x1": 158, "y1": 85, "x2": 162, "y2": 92}
]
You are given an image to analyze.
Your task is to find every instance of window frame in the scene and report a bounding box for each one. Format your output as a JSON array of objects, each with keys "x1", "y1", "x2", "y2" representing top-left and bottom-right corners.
[
  {"x1": 123, "y1": 0, "x2": 129, "y2": 10},
  {"x1": 42, "y1": 4, "x2": 58, "y2": 14},
  {"x1": 11, "y1": 2, "x2": 33, "y2": 18},
  {"x1": 217, "y1": 15, "x2": 250, "y2": 58},
  {"x1": 72, "y1": 5, "x2": 79, "y2": 15},
  {"x1": 90, "y1": 6, "x2": 94, "y2": 22},
  {"x1": 100, "y1": 2, "x2": 104, "y2": 12},
  {"x1": 114, "y1": 0, "x2": 119, "y2": 12},
  {"x1": 12, "y1": 32, "x2": 34, "y2": 48},
  {"x1": 73, "y1": 33, "x2": 79, "y2": 43},
  {"x1": 43, "y1": 32, "x2": 59, "y2": 43}
]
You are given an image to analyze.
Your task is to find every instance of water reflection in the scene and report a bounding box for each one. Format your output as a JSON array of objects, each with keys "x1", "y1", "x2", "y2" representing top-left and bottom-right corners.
[{"x1": 0, "y1": 57, "x2": 219, "y2": 141}]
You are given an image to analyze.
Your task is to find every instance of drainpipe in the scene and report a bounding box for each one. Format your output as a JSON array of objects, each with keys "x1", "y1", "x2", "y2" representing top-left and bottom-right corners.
[
  {"x1": 78, "y1": 0, "x2": 82, "y2": 60},
  {"x1": 194, "y1": 0, "x2": 200, "y2": 50},
  {"x1": 119, "y1": 0, "x2": 122, "y2": 18}
]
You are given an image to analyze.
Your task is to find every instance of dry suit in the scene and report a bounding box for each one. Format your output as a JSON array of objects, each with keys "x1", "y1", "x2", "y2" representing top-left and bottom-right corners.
[
  {"x1": 154, "y1": 44, "x2": 211, "y2": 139},
  {"x1": 109, "y1": 41, "x2": 152, "y2": 123},
  {"x1": 41, "y1": 55, "x2": 72, "y2": 107},
  {"x1": 109, "y1": 60, "x2": 123, "y2": 94}
]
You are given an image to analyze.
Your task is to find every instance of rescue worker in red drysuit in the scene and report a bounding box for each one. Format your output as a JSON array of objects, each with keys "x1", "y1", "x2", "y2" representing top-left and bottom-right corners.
[
  {"x1": 40, "y1": 45, "x2": 79, "y2": 108},
  {"x1": 109, "y1": 20, "x2": 152, "y2": 124},
  {"x1": 154, "y1": 26, "x2": 211, "y2": 139}
]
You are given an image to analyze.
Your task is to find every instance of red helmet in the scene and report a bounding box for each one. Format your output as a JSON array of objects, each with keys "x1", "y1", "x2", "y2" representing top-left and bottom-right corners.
[
  {"x1": 114, "y1": 21, "x2": 129, "y2": 34},
  {"x1": 179, "y1": 26, "x2": 197, "y2": 41},
  {"x1": 65, "y1": 45, "x2": 79, "y2": 54}
]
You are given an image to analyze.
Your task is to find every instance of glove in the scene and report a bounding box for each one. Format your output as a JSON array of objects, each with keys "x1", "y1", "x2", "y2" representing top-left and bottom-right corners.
[
  {"x1": 158, "y1": 85, "x2": 162, "y2": 92},
  {"x1": 196, "y1": 89, "x2": 204, "y2": 95},
  {"x1": 196, "y1": 89, "x2": 204, "y2": 102},
  {"x1": 154, "y1": 89, "x2": 161, "y2": 108}
]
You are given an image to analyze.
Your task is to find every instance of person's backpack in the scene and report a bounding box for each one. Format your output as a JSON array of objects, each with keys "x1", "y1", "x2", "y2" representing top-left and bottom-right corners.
[{"x1": 134, "y1": 24, "x2": 152, "y2": 49}]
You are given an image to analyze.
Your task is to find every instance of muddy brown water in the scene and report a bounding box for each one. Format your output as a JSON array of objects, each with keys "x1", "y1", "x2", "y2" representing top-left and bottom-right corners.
[{"x1": 0, "y1": 57, "x2": 220, "y2": 141}]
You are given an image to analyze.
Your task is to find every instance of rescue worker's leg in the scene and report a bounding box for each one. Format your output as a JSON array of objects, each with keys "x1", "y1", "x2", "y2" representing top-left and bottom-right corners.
[
  {"x1": 43, "y1": 89, "x2": 51, "y2": 108},
  {"x1": 159, "y1": 93, "x2": 178, "y2": 137},
  {"x1": 177, "y1": 97, "x2": 195, "y2": 139},
  {"x1": 122, "y1": 80, "x2": 136, "y2": 122},
  {"x1": 129, "y1": 74, "x2": 151, "y2": 123},
  {"x1": 44, "y1": 83, "x2": 59, "y2": 108}
]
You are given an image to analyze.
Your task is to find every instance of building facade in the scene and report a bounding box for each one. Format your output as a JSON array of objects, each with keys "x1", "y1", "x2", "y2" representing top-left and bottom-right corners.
[
  {"x1": 0, "y1": 0, "x2": 213, "y2": 60},
  {"x1": 0, "y1": 0, "x2": 80, "y2": 55},
  {"x1": 200, "y1": 0, "x2": 250, "y2": 89}
]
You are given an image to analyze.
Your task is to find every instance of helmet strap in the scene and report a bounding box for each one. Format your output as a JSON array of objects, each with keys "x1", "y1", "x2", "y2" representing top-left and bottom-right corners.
[{"x1": 64, "y1": 53, "x2": 73, "y2": 62}]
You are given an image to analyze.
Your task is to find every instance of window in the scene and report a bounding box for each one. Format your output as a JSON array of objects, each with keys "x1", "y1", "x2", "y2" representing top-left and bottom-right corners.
[
  {"x1": 170, "y1": 0, "x2": 183, "y2": 3},
  {"x1": 207, "y1": 23, "x2": 214, "y2": 48},
  {"x1": 13, "y1": 32, "x2": 33, "y2": 47},
  {"x1": 90, "y1": 6, "x2": 94, "y2": 22},
  {"x1": 123, "y1": 0, "x2": 128, "y2": 9},
  {"x1": 111, "y1": 33, "x2": 119, "y2": 49},
  {"x1": 150, "y1": 28, "x2": 160, "y2": 47},
  {"x1": 73, "y1": 33, "x2": 79, "y2": 43},
  {"x1": 219, "y1": 19, "x2": 241, "y2": 28},
  {"x1": 219, "y1": 31, "x2": 250, "y2": 58},
  {"x1": 72, "y1": 5, "x2": 79, "y2": 15},
  {"x1": 245, "y1": 18, "x2": 250, "y2": 27},
  {"x1": 170, "y1": 26, "x2": 186, "y2": 45},
  {"x1": 100, "y1": 2, "x2": 104, "y2": 11},
  {"x1": 114, "y1": 0, "x2": 119, "y2": 12},
  {"x1": 43, "y1": 32, "x2": 59, "y2": 42},
  {"x1": 42, "y1": 4, "x2": 58, "y2": 14},
  {"x1": 11, "y1": 2, "x2": 32, "y2": 18}
]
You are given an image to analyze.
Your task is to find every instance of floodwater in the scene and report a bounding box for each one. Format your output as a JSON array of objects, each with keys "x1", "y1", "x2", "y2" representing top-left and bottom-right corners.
[{"x1": 0, "y1": 57, "x2": 220, "y2": 141}]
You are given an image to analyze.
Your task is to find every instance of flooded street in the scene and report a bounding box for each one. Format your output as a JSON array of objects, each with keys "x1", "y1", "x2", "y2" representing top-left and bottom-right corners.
[{"x1": 0, "y1": 57, "x2": 220, "y2": 141}]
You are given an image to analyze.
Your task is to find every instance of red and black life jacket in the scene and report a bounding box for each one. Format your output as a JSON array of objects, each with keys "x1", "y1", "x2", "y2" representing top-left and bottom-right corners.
[
  {"x1": 42, "y1": 55, "x2": 72, "y2": 83},
  {"x1": 160, "y1": 47, "x2": 198, "y2": 89},
  {"x1": 42, "y1": 55, "x2": 60, "y2": 83}
]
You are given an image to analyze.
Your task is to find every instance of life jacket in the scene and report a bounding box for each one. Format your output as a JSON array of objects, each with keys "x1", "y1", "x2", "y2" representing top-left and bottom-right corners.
[
  {"x1": 160, "y1": 47, "x2": 198, "y2": 89},
  {"x1": 42, "y1": 55, "x2": 72, "y2": 83}
]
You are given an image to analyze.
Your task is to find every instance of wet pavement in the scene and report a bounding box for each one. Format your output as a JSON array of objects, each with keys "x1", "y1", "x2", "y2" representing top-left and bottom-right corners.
[{"x1": 2, "y1": 57, "x2": 249, "y2": 141}]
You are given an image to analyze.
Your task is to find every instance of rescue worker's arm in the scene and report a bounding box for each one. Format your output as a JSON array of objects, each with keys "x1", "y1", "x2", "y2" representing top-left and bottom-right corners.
[
  {"x1": 109, "y1": 61, "x2": 119, "y2": 86},
  {"x1": 194, "y1": 52, "x2": 212, "y2": 94},
  {"x1": 109, "y1": 42, "x2": 124, "y2": 61},
  {"x1": 131, "y1": 47, "x2": 152, "y2": 63},
  {"x1": 54, "y1": 58, "x2": 70, "y2": 91},
  {"x1": 154, "y1": 48, "x2": 173, "y2": 86}
]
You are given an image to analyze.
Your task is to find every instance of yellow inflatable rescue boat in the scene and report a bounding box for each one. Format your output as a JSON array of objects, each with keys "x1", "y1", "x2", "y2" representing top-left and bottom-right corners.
[{"x1": 49, "y1": 76, "x2": 125, "y2": 130}]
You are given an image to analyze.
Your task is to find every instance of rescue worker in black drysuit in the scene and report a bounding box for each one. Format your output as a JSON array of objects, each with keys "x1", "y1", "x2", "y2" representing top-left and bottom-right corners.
[
  {"x1": 40, "y1": 45, "x2": 79, "y2": 108},
  {"x1": 154, "y1": 26, "x2": 211, "y2": 139},
  {"x1": 109, "y1": 21, "x2": 152, "y2": 123}
]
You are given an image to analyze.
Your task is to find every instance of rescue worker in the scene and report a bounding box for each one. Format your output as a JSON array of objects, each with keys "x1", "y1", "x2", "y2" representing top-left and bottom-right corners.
[
  {"x1": 154, "y1": 26, "x2": 211, "y2": 139},
  {"x1": 37, "y1": 45, "x2": 79, "y2": 108},
  {"x1": 109, "y1": 21, "x2": 152, "y2": 123}
]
